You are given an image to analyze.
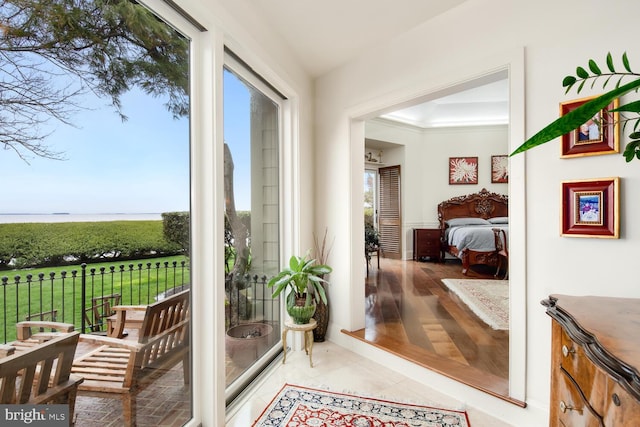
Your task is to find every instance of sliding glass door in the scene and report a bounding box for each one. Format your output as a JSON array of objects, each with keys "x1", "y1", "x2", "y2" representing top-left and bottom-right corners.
[{"x1": 223, "y1": 55, "x2": 283, "y2": 400}]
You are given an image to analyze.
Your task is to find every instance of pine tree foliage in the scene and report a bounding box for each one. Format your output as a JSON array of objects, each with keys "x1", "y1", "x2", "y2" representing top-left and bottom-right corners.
[{"x1": 0, "y1": 0, "x2": 189, "y2": 160}]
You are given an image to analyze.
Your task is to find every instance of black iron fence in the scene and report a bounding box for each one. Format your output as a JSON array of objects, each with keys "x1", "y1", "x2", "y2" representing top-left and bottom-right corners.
[
  {"x1": 225, "y1": 273, "x2": 280, "y2": 331},
  {"x1": 0, "y1": 261, "x2": 190, "y2": 343},
  {"x1": 0, "y1": 261, "x2": 279, "y2": 344}
]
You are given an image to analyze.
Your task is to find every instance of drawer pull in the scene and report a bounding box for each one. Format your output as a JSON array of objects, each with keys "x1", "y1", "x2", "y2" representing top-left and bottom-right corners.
[
  {"x1": 612, "y1": 393, "x2": 621, "y2": 406},
  {"x1": 559, "y1": 400, "x2": 581, "y2": 414},
  {"x1": 562, "y1": 345, "x2": 576, "y2": 357}
]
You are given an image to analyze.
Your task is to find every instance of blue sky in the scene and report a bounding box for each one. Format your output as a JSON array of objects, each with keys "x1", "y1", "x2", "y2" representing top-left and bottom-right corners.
[
  {"x1": 223, "y1": 69, "x2": 252, "y2": 212},
  {"x1": 1, "y1": 69, "x2": 252, "y2": 214}
]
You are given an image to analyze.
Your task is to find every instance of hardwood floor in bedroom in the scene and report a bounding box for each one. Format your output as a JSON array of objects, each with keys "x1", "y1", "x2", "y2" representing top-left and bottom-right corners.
[{"x1": 344, "y1": 256, "x2": 514, "y2": 403}]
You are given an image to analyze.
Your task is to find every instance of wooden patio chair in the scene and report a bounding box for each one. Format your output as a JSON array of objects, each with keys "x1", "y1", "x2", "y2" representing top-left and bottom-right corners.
[
  {"x1": 71, "y1": 289, "x2": 190, "y2": 427},
  {"x1": 2, "y1": 321, "x2": 76, "y2": 356},
  {"x1": 24, "y1": 309, "x2": 59, "y2": 333},
  {"x1": 83, "y1": 293, "x2": 121, "y2": 334},
  {"x1": 0, "y1": 331, "x2": 83, "y2": 426}
]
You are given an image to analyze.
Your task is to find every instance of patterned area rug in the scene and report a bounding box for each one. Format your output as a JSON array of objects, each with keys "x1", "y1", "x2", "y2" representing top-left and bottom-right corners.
[
  {"x1": 441, "y1": 279, "x2": 509, "y2": 330},
  {"x1": 252, "y1": 384, "x2": 470, "y2": 426}
]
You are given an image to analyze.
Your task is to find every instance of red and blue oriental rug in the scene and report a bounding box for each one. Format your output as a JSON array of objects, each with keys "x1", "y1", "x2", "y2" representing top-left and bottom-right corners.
[{"x1": 252, "y1": 383, "x2": 470, "y2": 426}]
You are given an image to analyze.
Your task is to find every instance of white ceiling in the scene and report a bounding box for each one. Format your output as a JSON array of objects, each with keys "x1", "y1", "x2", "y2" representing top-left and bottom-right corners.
[
  {"x1": 379, "y1": 78, "x2": 509, "y2": 129},
  {"x1": 245, "y1": 0, "x2": 507, "y2": 128},
  {"x1": 248, "y1": 0, "x2": 468, "y2": 77}
]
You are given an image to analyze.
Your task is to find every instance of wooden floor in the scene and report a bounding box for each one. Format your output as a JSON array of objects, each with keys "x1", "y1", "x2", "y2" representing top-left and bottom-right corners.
[{"x1": 344, "y1": 256, "x2": 517, "y2": 404}]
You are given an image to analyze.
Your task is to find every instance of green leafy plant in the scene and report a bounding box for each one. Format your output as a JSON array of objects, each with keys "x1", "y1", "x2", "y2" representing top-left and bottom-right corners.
[
  {"x1": 267, "y1": 254, "x2": 332, "y2": 307},
  {"x1": 511, "y1": 52, "x2": 640, "y2": 161},
  {"x1": 365, "y1": 222, "x2": 380, "y2": 251}
]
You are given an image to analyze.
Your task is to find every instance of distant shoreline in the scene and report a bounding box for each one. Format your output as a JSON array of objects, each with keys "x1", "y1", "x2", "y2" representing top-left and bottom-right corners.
[{"x1": 0, "y1": 213, "x2": 163, "y2": 224}]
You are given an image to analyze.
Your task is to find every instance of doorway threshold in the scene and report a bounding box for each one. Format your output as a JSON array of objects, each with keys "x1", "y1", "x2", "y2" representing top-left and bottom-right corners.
[{"x1": 341, "y1": 328, "x2": 525, "y2": 408}]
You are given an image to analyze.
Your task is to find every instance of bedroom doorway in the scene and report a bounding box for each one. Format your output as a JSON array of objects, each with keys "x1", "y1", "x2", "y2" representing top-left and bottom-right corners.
[{"x1": 353, "y1": 55, "x2": 526, "y2": 404}]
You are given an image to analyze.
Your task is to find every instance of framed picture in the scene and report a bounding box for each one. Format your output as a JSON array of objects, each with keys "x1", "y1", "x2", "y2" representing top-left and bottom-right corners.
[
  {"x1": 449, "y1": 157, "x2": 478, "y2": 184},
  {"x1": 559, "y1": 96, "x2": 619, "y2": 158},
  {"x1": 491, "y1": 155, "x2": 508, "y2": 183},
  {"x1": 561, "y1": 177, "x2": 619, "y2": 238}
]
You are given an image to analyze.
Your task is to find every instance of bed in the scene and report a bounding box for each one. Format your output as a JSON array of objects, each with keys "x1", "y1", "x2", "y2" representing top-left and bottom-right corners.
[{"x1": 437, "y1": 188, "x2": 508, "y2": 275}]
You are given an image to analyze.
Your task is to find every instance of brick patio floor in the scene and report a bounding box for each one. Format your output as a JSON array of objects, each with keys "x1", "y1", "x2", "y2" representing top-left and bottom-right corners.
[{"x1": 73, "y1": 362, "x2": 192, "y2": 427}]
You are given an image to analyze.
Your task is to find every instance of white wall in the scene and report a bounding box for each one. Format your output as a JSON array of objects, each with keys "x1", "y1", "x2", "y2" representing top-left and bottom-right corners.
[{"x1": 315, "y1": 1, "x2": 640, "y2": 426}]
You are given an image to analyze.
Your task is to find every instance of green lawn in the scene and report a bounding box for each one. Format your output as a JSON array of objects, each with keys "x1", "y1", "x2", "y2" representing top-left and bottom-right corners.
[{"x1": 0, "y1": 255, "x2": 189, "y2": 343}]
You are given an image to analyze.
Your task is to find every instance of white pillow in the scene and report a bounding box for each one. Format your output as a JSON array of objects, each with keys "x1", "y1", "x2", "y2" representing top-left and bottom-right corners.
[
  {"x1": 445, "y1": 217, "x2": 491, "y2": 227},
  {"x1": 487, "y1": 217, "x2": 509, "y2": 224}
]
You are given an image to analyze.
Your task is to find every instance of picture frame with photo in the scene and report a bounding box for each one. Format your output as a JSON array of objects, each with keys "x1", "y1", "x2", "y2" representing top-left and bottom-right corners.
[
  {"x1": 448, "y1": 157, "x2": 478, "y2": 185},
  {"x1": 561, "y1": 177, "x2": 619, "y2": 238},
  {"x1": 559, "y1": 96, "x2": 619, "y2": 158}
]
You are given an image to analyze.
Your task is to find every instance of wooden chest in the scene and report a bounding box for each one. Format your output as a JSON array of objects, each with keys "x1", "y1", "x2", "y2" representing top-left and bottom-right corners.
[{"x1": 543, "y1": 295, "x2": 640, "y2": 426}]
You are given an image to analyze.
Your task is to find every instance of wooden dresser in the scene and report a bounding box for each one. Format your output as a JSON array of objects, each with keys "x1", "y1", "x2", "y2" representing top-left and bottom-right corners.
[
  {"x1": 542, "y1": 295, "x2": 640, "y2": 426},
  {"x1": 412, "y1": 228, "x2": 441, "y2": 262}
]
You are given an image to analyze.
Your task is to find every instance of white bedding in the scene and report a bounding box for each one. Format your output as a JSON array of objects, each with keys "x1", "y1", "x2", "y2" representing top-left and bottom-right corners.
[{"x1": 446, "y1": 223, "x2": 508, "y2": 256}]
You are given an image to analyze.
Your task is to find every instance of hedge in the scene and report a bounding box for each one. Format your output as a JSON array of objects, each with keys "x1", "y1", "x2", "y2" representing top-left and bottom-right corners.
[{"x1": 0, "y1": 221, "x2": 183, "y2": 269}]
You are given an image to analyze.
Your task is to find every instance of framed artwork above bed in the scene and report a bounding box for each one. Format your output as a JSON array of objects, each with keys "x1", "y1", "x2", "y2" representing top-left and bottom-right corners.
[
  {"x1": 448, "y1": 157, "x2": 478, "y2": 185},
  {"x1": 491, "y1": 155, "x2": 508, "y2": 183}
]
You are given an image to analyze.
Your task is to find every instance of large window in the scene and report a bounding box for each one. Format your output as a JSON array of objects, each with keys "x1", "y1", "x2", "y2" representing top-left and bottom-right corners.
[
  {"x1": 223, "y1": 56, "x2": 283, "y2": 400},
  {"x1": 0, "y1": 1, "x2": 193, "y2": 425}
]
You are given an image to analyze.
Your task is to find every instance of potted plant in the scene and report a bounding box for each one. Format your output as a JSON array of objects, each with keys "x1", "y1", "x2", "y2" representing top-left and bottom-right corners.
[
  {"x1": 312, "y1": 228, "x2": 334, "y2": 341},
  {"x1": 365, "y1": 222, "x2": 380, "y2": 253},
  {"x1": 268, "y1": 253, "x2": 332, "y2": 324}
]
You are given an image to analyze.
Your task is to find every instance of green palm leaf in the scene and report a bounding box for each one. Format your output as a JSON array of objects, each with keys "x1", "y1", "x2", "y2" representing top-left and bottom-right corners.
[{"x1": 511, "y1": 77, "x2": 640, "y2": 156}]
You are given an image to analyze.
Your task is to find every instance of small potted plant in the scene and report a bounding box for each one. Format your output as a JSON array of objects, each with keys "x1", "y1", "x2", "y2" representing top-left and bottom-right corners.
[{"x1": 268, "y1": 253, "x2": 332, "y2": 324}]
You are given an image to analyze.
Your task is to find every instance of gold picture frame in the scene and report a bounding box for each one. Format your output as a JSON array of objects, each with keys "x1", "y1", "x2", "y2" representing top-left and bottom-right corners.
[{"x1": 559, "y1": 96, "x2": 619, "y2": 158}]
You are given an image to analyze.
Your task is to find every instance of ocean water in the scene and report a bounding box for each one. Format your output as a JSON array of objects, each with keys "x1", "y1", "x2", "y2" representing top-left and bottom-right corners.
[{"x1": 0, "y1": 213, "x2": 163, "y2": 224}]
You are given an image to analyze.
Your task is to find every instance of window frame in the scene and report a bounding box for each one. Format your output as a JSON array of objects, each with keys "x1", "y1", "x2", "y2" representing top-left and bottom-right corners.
[{"x1": 223, "y1": 52, "x2": 287, "y2": 403}]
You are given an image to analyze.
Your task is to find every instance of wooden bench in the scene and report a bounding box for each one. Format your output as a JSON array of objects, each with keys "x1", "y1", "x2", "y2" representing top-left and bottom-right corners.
[
  {"x1": 71, "y1": 289, "x2": 190, "y2": 427},
  {"x1": 0, "y1": 331, "x2": 83, "y2": 426},
  {"x1": 5, "y1": 321, "x2": 76, "y2": 355}
]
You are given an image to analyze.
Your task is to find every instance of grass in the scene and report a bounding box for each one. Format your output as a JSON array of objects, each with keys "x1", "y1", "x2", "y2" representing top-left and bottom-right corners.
[{"x1": 0, "y1": 255, "x2": 189, "y2": 343}]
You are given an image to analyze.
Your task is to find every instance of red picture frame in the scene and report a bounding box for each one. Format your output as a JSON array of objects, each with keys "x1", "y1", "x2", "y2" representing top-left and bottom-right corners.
[
  {"x1": 491, "y1": 155, "x2": 508, "y2": 183},
  {"x1": 559, "y1": 96, "x2": 619, "y2": 158},
  {"x1": 561, "y1": 177, "x2": 619, "y2": 238},
  {"x1": 448, "y1": 157, "x2": 478, "y2": 185}
]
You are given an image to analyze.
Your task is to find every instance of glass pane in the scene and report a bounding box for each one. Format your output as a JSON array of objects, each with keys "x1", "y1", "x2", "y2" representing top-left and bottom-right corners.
[
  {"x1": 223, "y1": 68, "x2": 281, "y2": 388},
  {"x1": 364, "y1": 169, "x2": 377, "y2": 226},
  {"x1": 0, "y1": 3, "x2": 192, "y2": 425}
]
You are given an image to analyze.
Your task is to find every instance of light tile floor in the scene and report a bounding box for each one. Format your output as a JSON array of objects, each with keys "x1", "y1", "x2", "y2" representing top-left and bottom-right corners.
[{"x1": 226, "y1": 341, "x2": 513, "y2": 426}]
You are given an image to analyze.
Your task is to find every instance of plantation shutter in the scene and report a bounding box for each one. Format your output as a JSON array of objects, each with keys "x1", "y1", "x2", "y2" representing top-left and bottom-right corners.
[{"x1": 378, "y1": 165, "x2": 402, "y2": 259}]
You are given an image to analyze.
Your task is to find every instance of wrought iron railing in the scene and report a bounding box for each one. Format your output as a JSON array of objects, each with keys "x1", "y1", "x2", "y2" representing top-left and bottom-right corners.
[
  {"x1": 0, "y1": 262, "x2": 279, "y2": 344},
  {"x1": 0, "y1": 261, "x2": 190, "y2": 343},
  {"x1": 225, "y1": 273, "x2": 280, "y2": 331}
]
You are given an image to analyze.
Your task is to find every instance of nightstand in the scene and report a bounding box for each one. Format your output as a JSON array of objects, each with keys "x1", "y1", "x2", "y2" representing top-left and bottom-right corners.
[{"x1": 413, "y1": 228, "x2": 441, "y2": 262}]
